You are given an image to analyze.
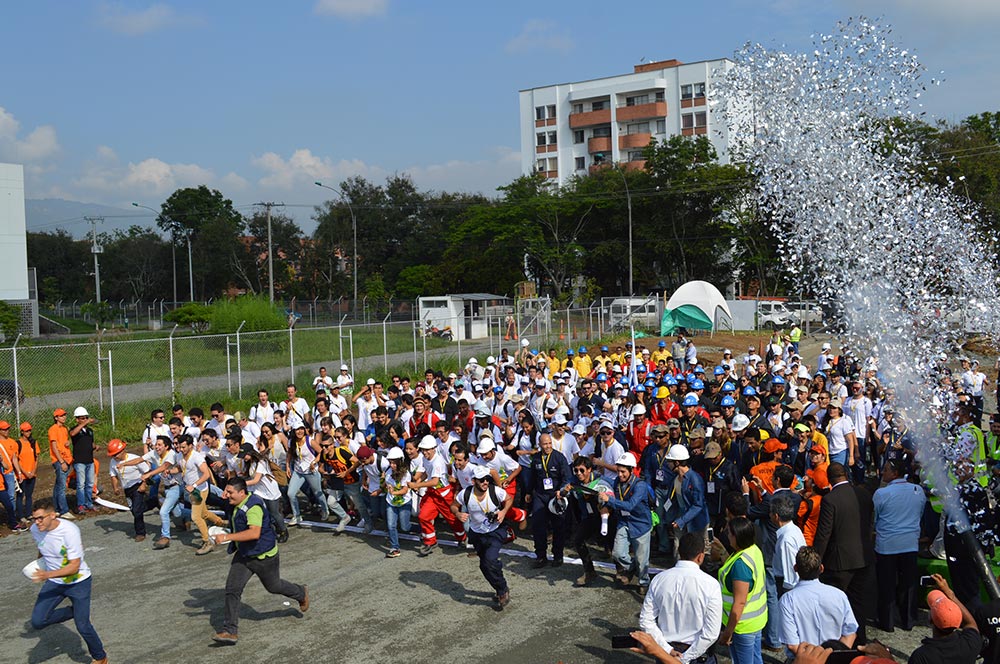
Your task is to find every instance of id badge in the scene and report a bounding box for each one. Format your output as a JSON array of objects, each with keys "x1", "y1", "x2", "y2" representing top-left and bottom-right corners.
[
  {"x1": 655, "y1": 470, "x2": 665, "y2": 482},
  {"x1": 707, "y1": 481, "x2": 717, "y2": 494},
  {"x1": 543, "y1": 477, "x2": 554, "y2": 490},
  {"x1": 662, "y1": 499, "x2": 672, "y2": 513}
]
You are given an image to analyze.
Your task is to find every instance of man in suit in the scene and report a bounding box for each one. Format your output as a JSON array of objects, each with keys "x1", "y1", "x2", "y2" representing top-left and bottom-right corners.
[{"x1": 812, "y1": 462, "x2": 868, "y2": 644}]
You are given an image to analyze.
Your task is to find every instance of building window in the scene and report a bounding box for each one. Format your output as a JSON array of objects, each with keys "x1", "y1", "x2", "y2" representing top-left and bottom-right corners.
[
  {"x1": 694, "y1": 82, "x2": 706, "y2": 98},
  {"x1": 655, "y1": 90, "x2": 665, "y2": 102},
  {"x1": 546, "y1": 105, "x2": 556, "y2": 119},
  {"x1": 548, "y1": 131, "x2": 558, "y2": 146},
  {"x1": 695, "y1": 112, "x2": 707, "y2": 127},
  {"x1": 628, "y1": 150, "x2": 645, "y2": 162},
  {"x1": 536, "y1": 159, "x2": 546, "y2": 172},
  {"x1": 537, "y1": 133, "x2": 547, "y2": 147},
  {"x1": 535, "y1": 106, "x2": 546, "y2": 121},
  {"x1": 575, "y1": 157, "x2": 585, "y2": 170},
  {"x1": 592, "y1": 100, "x2": 606, "y2": 111},
  {"x1": 593, "y1": 126, "x2": 611, "y2": 138},
  {"x1": 626, "y1": 122, "x2": 650, "y2": 135},
  {"x1": 681, "y1": 85, "x2": 693, "y2": 100},
  {"x1": 656, "y1": 119, "x2": 666, "y2": 134},
  {"x1": 547, "y1": 157, "x2": 558, "y2": 172},
  {"x1": 573, "y1": 130, "x2": 584, "y2": 144},
  {"x1": 682, "y1": 114, "x2": 694, "y2": 129},
  {"x1": 626, "y1": 94, "x2": 649, "y2": 107},
  {"x1": 572, "y1": 103, "x2": 583, "y2": 114}
]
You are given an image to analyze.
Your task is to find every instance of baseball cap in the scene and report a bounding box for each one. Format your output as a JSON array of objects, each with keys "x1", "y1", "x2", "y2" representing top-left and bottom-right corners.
[
  {"x1": 356, "y1": 445, "x2": 375, "y2": 459},
  {"x1": 53, "y1": 408, "x2": 67, "y2": 417},
  {"x1": 689, "y1": 427, "x2": 706, "y2": 439},
  {"x1": 666, "y1": 418, "x2": 681, "y2": 430},
  {"x1": 704, "y1": 442, "x2": 722, "y2": 458},
  {"x1": 763, "y1": 438, "x2": 788, "y2": 453},
  {"x1": 927, "y1": 590, "x2": 962, "y2": 630},
  {"x1": 809, "y1": 444, "x2": 826, "y2": 454}
]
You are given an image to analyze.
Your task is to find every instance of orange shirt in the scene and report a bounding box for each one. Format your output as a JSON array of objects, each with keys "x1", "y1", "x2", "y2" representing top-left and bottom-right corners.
[
  {"x1": 17, "y1": 436, "x2": 40, "y2": 478},
  {"x1": 749, "y1": 460, "x2": 780, "y2": 495},
  {"x1": 798, "y1": 494, "x2": 823, "y2": 546},
  {"x1": 48, "y1": 423, "x2": 72, "y2": 465},
  {"x1": 0, "y1": 437, "x2": 17, "y2": 474}
]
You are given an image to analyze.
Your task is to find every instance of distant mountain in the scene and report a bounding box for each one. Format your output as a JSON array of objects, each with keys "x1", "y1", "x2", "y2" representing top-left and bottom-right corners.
[{"x1": 26, "y1": 199, "x2": 153, "y2": 239}]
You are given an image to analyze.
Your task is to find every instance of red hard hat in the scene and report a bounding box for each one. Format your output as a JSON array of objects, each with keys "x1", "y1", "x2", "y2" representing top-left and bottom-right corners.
[{"x1": 107, "y1": 439, "x2": 126, "y2": 456}]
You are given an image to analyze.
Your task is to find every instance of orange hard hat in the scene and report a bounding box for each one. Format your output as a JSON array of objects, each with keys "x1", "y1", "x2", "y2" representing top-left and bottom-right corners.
[{"x1": 107, "y1": 439, "x2": 126, "y2": 456}]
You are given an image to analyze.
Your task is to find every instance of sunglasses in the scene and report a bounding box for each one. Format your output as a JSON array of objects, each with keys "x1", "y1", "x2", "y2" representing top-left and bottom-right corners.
[{"x1": 573, "y1": 468, "x2": 588, "y2": 474}]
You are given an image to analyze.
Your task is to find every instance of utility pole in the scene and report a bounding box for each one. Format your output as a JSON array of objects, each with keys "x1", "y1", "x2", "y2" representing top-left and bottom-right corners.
[
  {"x1": 85, "y1": 216, "x2": 103, "y2": 301},
  {"x1": 255, "y1": 202, "x2": 284, "y2": 302}
]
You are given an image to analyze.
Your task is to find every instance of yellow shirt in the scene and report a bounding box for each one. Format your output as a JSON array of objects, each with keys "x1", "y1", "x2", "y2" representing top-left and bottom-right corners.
[
  {"x1": 546, "y1": 355, "x2": 561, "y2": 376},
  {"x1": 574, "y1": 355, "x2": 593, "y2": 377},
  {"x1": 651, "y1": 350, "x2": 670, "y2": 364}
]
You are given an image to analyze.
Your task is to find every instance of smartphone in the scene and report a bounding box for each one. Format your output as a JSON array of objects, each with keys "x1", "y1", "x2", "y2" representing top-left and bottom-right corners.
[
  {"x1": 826, "y1": 650, "x2": 863, "y2": 664},
  {"x1": 920, "y1": 575, "x2": 936, "y2": 587},
  {"x1": 707, "y1": 527, "x2": 715, "y2": 542},
  {"x1": 610, "y1": 634, "x2": 639, "y2": 649}
]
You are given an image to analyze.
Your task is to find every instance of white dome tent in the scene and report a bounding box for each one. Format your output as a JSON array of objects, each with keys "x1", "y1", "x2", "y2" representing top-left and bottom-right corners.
[{"x1": 661, "y1": 280, "x2": 733, "y2": 336}]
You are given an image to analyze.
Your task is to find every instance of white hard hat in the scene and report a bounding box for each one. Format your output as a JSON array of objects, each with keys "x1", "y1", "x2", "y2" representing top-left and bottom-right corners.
[
  {"x1": 521, "y1": 339, "x2": 530, "y2": 347},
  {"x1": 468, "y1": 357, "x2": 479, "y2": 365},
  {"x1": 548, "y1": 495, "x2": 569, "y2": 515},
  {"x1": 665, "y1": 444, "x2": 690, "y2": 461},
  {"x1": 632, "y1": 404, "x2": 647, "y2": 416},
  {"x1": 417, "y1": 435, "x2": 437, "y2": 450},
  {"x1": 731, "y1": 414, "x2": 751, "y2": 432},
  {"x1": 386, "y1": 447, "x2": 404, "y2": 460},
  {"x1": 615, "y1": 453, "x2": 637, "y2": 468},
  {"x1": 340, "y1": 364, "x2": 349, "y2": 371},
  {"x1": 476, "y1": 439, "x2": 496, "y2": 454},
  {"x1": 73, "y1": 407, "x2": 89, "y2": 418},
  {"x1": 486, "y1": 356, "x2": 496, "y2": 365}
]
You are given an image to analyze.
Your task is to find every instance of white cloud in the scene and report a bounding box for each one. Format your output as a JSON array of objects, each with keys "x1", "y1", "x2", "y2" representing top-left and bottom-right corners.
[
  {"x1": 0, "y1": 106, "x2": 60, "y2": 164},
  {"x1": 505, "y1": 19, "x2": 573, "y2": 55},
  {"x1": 251, "y1": 148, "x2": 384, "y2": 189},
  {"x1": 314, "y1": 0, "x2": 387, "y2": 19},
  {"x1": 405, "y1": 146, "x2": 521, "y2": 194},
  {"x1": 74, "y1": 149, "x2": 222, "y2": 197},
  {"x1": 97, "y1": 2, "x2": 203, "y2": 36}
]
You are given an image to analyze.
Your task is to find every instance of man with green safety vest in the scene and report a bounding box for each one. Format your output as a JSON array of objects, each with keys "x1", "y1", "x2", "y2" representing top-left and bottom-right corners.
[
  {"x1": 788, "y1": 324, "x2": 801, "y2": 354},
  {"x1": 717, "y1": 516, "x2": 768, "y2": 664},
  {"x1": 954, "y1": 402, "x2": 990, "y2": 488}
]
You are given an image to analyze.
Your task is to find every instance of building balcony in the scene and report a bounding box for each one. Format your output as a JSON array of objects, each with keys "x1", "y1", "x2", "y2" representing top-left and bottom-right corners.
[
  {"x1": 681, "y1": 127, "x2": 708, "y2": 136},
  {"x1": 543, "y1": 170, "x2": 558, "y2": 179},
  {"x1": 680, "y1": 97, "x2": 707, "y2": 109},
  {"x1": 589, "y1": 163, "x2": 609, "y2": 176},
  {"x1": 569, "y1": 108, "x2": 612, "y2": 129},
  {"x1": 535, "y1": 144, "x2": 558, "y2": 154},
  {"x1": 619, "y1": 133, "x2": 651, "y2": 150},
  {"x1": 588, "y1": 136, "x2": 612, "y2": 154},
  {"x1": 623, "y1": 160, "x2": 646, "y2": 172},
  {"x1": 615, "y1": 101, "x2": 667, "y2": 122},
  {"x1": 535, "y1": 118, "x2": 557, "y2": 128}
]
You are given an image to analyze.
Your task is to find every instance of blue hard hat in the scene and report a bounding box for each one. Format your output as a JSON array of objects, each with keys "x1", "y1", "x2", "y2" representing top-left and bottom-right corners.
[
  {"x1": 637, "y1": 364, "x2": 647, "y2": 372},
  {"x1": 596, "y1": 372, "x2": 608, "y2": 381},
  {"x1": 493, "y1": 385, "x2": 504, "y2": 394},
  {"x1": 579, "y1": 346, "x2": 587, "y2": 353},
  {"x1": 742, "y1": 386, "x2": 758, "y2": 396},
  {"x1": 644, "y1": 378, "x2": 656, "y2": 389},
  {"x1": 721, "y1": 395, "x2": 737, "y2": 407},
  {"x1": 634, "y1": 384, "x2": 646, "y2": 393},
  {"x1": 694, "y1": 365, "x2": 705, "y2": 373},
  {"x1": 531, "y1": 348, "x2": 539, "y2": 355},
  {"x1": 658, "y1": 340, "x2": 666, "y2": 348},
  {"x1": 665, "y1": 376, "x2": 678, "y2": 386},
  {"x1": 691, "y1": 379, "x2": 705, "y2": 390},
  {"x1": 625, "y1": 341, "x2": 633, "y2": 347},
  {"x1": 686, "y1": 373, "x2": 697, "y2": 384},
  {"x1": 567, "y1": 349, "x2": 574, "y2": 356},
  {"x1": 815, "y1": 371, "x2": 826, "y2": 378},
  {"x1": 601, "y1": 345, "x2": 609, "y2": 352},
  {"x1": 772, "y1": 376, "x2": 786, "y2": 385},
  {"x1": 713, "y1": 366, "x2": 725, "y2": 376},
  {"x1": 722, "y1": 381, "x2": 736, "y2": 392},
  {"x1": 682, "y1": 394, "x2": 699, "y2": 407}
]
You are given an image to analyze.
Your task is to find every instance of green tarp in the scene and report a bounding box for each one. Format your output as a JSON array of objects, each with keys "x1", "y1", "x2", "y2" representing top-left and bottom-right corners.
[{"x1": 661, "y1": 304, "x2": 714, "y2": 336}]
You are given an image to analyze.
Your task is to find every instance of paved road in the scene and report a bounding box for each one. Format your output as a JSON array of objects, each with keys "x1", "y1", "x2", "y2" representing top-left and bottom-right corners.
[
  {"x1": 0, "y1": 506, "x2": 931, "y2": 664},
  {"x1": 21, "y1": 341, "x2": 493, "y2": 416}
]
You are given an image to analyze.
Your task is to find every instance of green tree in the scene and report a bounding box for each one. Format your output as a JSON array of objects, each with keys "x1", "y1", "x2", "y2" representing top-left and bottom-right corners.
[
  {"x1": 159, "y1": 186, "x2": 247, "y2": 299},
  {"x1": 98, "y1": 226, "x2": 171, "y2": 301},
  {"x1": 239, "y1": 210, "x2": 304, "y2": 298},
  {"x1": 81, "y1": 301, "x2": 114, "y2": 328},
  {"x1": 0, "y1": 302, "x2": 21, "y2": 341},
  {"x1": 163, "y1": 302, "x2": 212, "y2": 332},
  {"x1": 26, "y1": 230, "x2": 90, "y2": 302}
]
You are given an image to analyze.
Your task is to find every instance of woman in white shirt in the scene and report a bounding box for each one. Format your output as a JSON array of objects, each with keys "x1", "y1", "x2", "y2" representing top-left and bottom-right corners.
[
  {"x1": 383, "y1": 447, "x2": 412, "y2": 558},
  {"x1": 286, "y1": 426, "x2": 329, "y2": 526},
  {"x1": 241, "y1": 444, "x2": 289, "y2": 542},
  {"x1": 824, "y1": 399, "x2": 857, "y2": 469}
]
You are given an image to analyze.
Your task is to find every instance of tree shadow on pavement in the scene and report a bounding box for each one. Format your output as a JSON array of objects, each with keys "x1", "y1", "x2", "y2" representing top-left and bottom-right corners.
[
  {"x1": 20, "y1": 622, "x2": 91, "y2": 664},
  {"x1": 397, "y1": 570, "x2": 496, "y2": 607}
]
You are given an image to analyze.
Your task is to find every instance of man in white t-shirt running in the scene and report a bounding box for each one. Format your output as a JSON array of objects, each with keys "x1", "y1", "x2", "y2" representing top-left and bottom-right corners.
[
  {"x1": 29, "y1": 500, "x2": 108, "y2": 663},
  {"x1": 451, "y1": 465, "x2": 512, "y2": 608}
]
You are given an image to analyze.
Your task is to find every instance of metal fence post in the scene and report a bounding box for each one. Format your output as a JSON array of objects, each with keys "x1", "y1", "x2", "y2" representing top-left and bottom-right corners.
[
  {"x1": 349, "y1": 330, "x2": 354, "y2": 377},
  {"x1": 226, "y1": 335, "x2": 232, "y2": 397},
  {"x1": 107, "y1": 350, "x2": 115, "y2": 428},
  {"x1": 422, "y1": 322, "x2": 427, "y2": 369},
  {"x1": 457, "y1": 314, "x2": 462, "y2": 368},
  {"x1": 11, "y1": 334, "x2": 21, "y2": 426},
  {"x1": 236, "y1": 320, "x2": 245, "y2": 399},
  {"x1": 168, "y1": 324, "x2": 179, "y2": 399},
  {"x1": 412, "y1": 321, "x2": 418, "y2": 372},
  {"x1": 338, "y1": 314, "x2": 346, "y2": 369},
  {"x1": 96, "y1": 332, "x2": 104, "y2": 410},
  {"x1": 382, "y1": 312, "x2": 391, "y2": 374},
  {"x1": 289, "y1": 326, "x2": 295, "y2": 383}
]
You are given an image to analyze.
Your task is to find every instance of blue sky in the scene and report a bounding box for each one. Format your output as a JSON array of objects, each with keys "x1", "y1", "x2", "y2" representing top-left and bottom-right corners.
[{"x1": 2, "y1": 1, "x2": 998, "y2": 234}]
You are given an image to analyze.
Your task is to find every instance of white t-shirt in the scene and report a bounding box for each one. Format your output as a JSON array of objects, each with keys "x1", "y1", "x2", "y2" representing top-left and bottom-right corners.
[
  {"x1": 248, "y1": 460, "x2": 281, "y2": 501},
  {"x1": 550, "y1": 433, "x2": 580, "y2": 464},
  {"x1": 313, "y1": 375, "x2": 334, "y2": 392},
  {"x1": 141, "y1": 423, "x2": 171, "y2": 450},
  {"x1": 362, "y1": 455, "x2": 390, "y2": 494},
  {"x1": 600, "y1": 440, "x2": 626, "y2": 483},
  {"x1": 328, "y1": 394, "x2": 349, "y2": 415},
  {"x1": 283, "y1": 397, "x2": 310, "y2": 430},
  {"x1": 249, "y1": 402, "x2": 276, "y2": 426},
  {"x1": 31, "y1": 519, "x2": 91, "y2": 584},
  {"x1": 453, "y1": 462, "x2": 480, "y2": 490},
  {"x1": 178, "y1": 450, "x2": 209, "y2": 492},
  {"x1": 143, "y1": 449, "x2": 180, "y2": 486},
  {"x1": 383, "y1": 469, "x2": 412, "y2": 506},
  {"x1": 477, "y1": 451, "x2": 519, "y2": 483},
  {"x1": 109, "y1": 453, "x2": 149, "y2": 490},
  {"x1": 336, "y1": 373, "x2": 354, "y2": 392},
  {"x1": 292, "y1": 437, "x2": 318, "y2": 474},
  {"x1": 456, "y1": 485, "x2": 503, "y2": 534},
  {"x1": 421, "y1": 451, "x2": 449, "y2": 489},
  {"x1": 826, "y1": 417, "x2": 856, "y2": 456}
]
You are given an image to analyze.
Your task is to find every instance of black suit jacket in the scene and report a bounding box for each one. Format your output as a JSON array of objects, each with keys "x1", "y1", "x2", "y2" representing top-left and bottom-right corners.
[{"x1": 813, "y1": 482, "x2": 865, "y2": 571}]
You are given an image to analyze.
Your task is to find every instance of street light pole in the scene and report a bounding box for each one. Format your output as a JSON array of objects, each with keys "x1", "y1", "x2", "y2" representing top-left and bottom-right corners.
[
  {"x1": 134, "y1": 202, "x2": 189, "y2": 302},
  {"x1": 315, "y1": 181, "x2": 358, "y2": 314},
  {"x1": 597, "y1": 158, "x2": 634, "y2": 296},
  {"x1": 186, "y1": 229, "x2": 194, "y2": 301}
]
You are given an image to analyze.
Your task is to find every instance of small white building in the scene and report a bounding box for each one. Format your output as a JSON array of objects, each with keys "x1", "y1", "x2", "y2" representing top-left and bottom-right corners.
[
  {"x1": 418, "y1": 293, "x2": 510, "y2": 341},
  {"x1": 0, "y1": 163, "x2": 38, "y2": 336},
  {"x1": 519, "y1": 57, "x2": 737, "y2": 187}
]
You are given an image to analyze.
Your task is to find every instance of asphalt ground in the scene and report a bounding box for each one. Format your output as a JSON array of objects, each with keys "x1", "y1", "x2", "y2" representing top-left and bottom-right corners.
[{"x1": 0, "y1": 506, "x2": 934, "y2": 664}]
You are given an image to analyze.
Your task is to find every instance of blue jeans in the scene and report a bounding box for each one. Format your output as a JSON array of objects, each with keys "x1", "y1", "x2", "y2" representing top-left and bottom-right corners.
[
  {"x1": 612, "y1": 524, "x2": 651, "y2": 586},
  {"x1": 3, "y1": 471, "x2": 16, "y2": 505},
  {"x1": 829, "y1": 450, "x2": 848, "y2": 467},
  {"x1": 160, "y1": 484, "x2": 182, "y2": 538},
  {"x1": 288, "y1": 470, "x2": 328, "y2": 519},
  {"x1": 52, "y1": 462, "x2": 70, "y2": 514},
  {"x1": 469, "y1": 527, "x2": 509, "y2": 595},
  {"x1": 363, "y1": 489, "x2": 387, "y2": 527},
  {"x1": 763, "y1": 565, "x2": 781, "y2": 648},
  {"x1": 386, "y1": 502, "x2": 411, "y2": 550},
  {"x1": 0, "y1": 482, "x2": 15, "y2": 528},
  {"x1": 729, "y1": 630, "x2": 762, "y2": 664},
  {"x1": 17, "y1": 476, "x2": 37, "y2": 520},
  {"x1": 31, "y1": 577, "x2": 106, "y2": 661},
  {"x1": 343, "y1": 482, "x2": 369, "y2": 524},
  {"x1": 73, "y1": 463, "x2": 95, "y2": 509},
  {"x1": 852, "y1": 439, "x2": 867, "y2": 484}
]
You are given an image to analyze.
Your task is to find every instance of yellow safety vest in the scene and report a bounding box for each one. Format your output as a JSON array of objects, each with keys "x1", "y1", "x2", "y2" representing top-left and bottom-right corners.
[
  {"x1": 958, "y1": 424, "x2": 989, "y2": 488},
  {"x1": 719, "y1": 544, "x2": 768, "y2": 634}
]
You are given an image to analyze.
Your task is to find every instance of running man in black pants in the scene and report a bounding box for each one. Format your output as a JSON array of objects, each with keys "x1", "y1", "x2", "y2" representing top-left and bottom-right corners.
[
  {"x1": 566, "y1": 456, "x2": 612, "y2": 586},
  {"x1": 211, "y1": 477, "x2": 308, "y2": 645}
]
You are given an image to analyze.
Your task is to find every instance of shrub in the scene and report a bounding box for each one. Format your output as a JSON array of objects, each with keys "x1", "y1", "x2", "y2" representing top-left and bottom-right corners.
[{"x1": 209, "y1": 295, "x2": 286, "y2": 334}]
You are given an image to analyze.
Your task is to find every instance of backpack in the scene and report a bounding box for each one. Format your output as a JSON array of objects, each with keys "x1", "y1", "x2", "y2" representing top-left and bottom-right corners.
[
  {"x1": 462, "y1": 483, "x2": 504, "y2": 512},
  {"x1": 267, "y1": 459, "x2": 289, "y2": 486}
]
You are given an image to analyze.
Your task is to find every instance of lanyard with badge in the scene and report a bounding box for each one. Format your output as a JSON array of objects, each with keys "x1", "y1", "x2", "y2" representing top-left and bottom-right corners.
[
  {"x1": 617, "y1": 478, "x2": 635, "y2": 516},
  {"x1": 541, "y1": 452, "x2": 554, "y2": 490},
  {"x1": 655, "y1": 448, "x2": 670, "y2": 484},
  {"x1": 707, "y1": 459, "x2": 724, "y2": 495}
]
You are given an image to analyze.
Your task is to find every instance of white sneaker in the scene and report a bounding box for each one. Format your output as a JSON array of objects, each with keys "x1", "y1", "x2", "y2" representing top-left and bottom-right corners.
[
  {"x1": 336, "y1": 518, "x2": 348, "y2": 534},
  {"x1": 61, "y1": 512, "x2": 76, "y2": 520},
  {"x1": 287, "y1": 516, "x2": 301, "y2": 526}
]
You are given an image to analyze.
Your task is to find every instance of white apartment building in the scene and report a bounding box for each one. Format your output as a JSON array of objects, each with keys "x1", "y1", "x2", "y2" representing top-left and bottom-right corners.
[{"x1": 519, "y1": 58, "x2": 735, "y2": 186}]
